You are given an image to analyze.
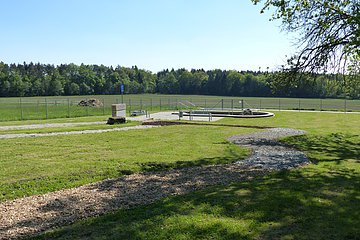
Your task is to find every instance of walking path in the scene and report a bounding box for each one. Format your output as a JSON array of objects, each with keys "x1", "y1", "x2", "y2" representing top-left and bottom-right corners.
[
  {"x1": 0, "y1": 128, "x2": 310, "y2": 239},
  {"x1": 0, "y1": 121, "x2": 105, "y2": 131},
  {"x1": 0, "y1": 125, "x2": 158, "y2": 139}
]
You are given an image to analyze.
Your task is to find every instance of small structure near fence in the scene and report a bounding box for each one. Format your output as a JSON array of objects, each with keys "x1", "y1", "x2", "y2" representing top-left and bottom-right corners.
[{"x1": 107, "y1": 104, "x2": 126, "y2": 124}]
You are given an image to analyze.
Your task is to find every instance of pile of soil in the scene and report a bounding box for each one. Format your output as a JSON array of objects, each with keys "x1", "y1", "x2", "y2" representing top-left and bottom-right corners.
[{"x1": 78, "y1": 98, "x2": 103, "y2": 107}]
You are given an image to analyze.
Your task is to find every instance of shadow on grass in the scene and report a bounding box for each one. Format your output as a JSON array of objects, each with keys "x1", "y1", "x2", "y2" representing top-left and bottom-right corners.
[
  {"x1": 137, "y1": 144, "x2": 248, "y2": 172},
  {"x1": 284, "y1": 133, "x2": 360, "y2": 164},
  {"x1": 31, "y1": 165, "x2": 360, "y2": 240},
  {"x1": 24, "y1": 133, "x2": 360, "y2": 239}
]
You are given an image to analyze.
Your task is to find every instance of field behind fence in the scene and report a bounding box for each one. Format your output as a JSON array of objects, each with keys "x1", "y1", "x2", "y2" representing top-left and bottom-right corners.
[{"x1": 0, "y1": 94, "x2": 359, "y2": 121}]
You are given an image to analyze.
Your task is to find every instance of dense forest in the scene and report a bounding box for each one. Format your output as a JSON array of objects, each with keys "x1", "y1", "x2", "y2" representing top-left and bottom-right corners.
[{"x1": 0, "y1": 62, "x2": 358, "y2": 99}]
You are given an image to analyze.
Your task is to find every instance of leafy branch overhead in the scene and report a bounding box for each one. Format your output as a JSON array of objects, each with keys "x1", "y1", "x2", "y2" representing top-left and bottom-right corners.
[{"x1": 252, "y1": 0, "x2": 359, "y2": 74}]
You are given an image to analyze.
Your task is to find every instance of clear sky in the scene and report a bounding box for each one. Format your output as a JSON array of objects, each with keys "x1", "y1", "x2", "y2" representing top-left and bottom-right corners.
[{"x1": 0, "y1": 0, "x2": 296, "y2": 72}]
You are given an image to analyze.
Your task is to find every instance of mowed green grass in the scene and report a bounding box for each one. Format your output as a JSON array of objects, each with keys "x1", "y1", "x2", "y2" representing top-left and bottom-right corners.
[
  {"x1": 30, "y1": 111, "x2": 360, "y2": 240},
  {"x1": 0, "y1": 125, "x2": 254, "y2": 202},
  {"x1": 1, "y1": 94, "x2": 359, "y2": 121},
  {"x1": 218, "y1": 110, "x2": 360, "y2": 135}
]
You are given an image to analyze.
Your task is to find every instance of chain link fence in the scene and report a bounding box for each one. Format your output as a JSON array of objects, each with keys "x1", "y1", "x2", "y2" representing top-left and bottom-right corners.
[{"x1": 0, "y1": 96, "x2": 359, "y2": 122}]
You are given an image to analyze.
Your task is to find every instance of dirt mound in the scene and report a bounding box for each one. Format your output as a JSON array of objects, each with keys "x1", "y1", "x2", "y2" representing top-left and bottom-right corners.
[{"x1": 78, "y1": 99, "x2": 103, "y2": 107}]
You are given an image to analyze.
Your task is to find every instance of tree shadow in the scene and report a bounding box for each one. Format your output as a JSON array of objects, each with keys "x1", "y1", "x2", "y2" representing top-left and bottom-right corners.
[
  {"x1": 29, "y1": 164, "x2": 360, "y2": 240},
  {"x1": 137, "y1": 146, "x2": 248, "y2": 172},
  {"x1": 8, "y1": 133, "x2": 360, "y2": 239},
  {"x1": 284, "y1": 133, "x2": 360, "y2": 164},
  {"x1": 5, "y1": 146, "x2": 252, "y2": 239}
]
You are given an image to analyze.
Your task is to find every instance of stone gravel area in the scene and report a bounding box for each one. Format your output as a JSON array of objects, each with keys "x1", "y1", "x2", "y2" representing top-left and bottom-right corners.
[
  {"x1": 228, "y1": 128, "x2": 308, "y2": 170},
  {"x1": 0, "y1": 128, "x2": 310, "y2": 239}
]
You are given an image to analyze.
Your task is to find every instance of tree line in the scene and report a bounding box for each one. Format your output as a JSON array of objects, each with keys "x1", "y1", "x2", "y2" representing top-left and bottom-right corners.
[{"x1": 0, "y1": 62, "x2": 358, "y2": 99}]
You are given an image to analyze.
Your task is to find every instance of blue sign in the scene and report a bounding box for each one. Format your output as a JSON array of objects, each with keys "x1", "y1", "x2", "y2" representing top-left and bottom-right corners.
[{"x1": 120, "y1": 84, "x2": 124, "y2": 93}]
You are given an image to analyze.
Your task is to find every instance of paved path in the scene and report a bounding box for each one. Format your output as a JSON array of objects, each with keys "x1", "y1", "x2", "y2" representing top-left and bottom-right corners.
[{"x1": 0, "y1": 128, "x2": 309, "y2": 239}]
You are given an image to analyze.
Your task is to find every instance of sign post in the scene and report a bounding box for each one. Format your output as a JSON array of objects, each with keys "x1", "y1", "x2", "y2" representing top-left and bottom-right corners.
[{"x1": 120, "y1": 84, "x2": 124, "y2": 103}]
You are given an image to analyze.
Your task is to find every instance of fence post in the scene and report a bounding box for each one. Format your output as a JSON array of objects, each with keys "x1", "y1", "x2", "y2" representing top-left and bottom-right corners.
[
  {"x1": 150, "y1": 98, "x2": 153, "y2": 111},
  {"x1": 168, "y1": 98, "x2": 170, "y2": 110},
  {"x1": 160, "y1": 99, "x2": 162, "y2": 111},
  {"x1": 344, "y1": 99, "x2": 347, "y2": 113},
  {"x1": 45, "y1": 98, "x2": 48, "y2": 119},
  {"x1": 129, "y1": 99, "x2": 132, "y2": 116},
  {"x1": 67, "y1": 98, "x2": 70, "y2": 118},
  {"x1": 241, "y1": 99, "x2": 244, "y2": 111},
  {"x1": 102, "y1": 98, "x2": 105, "y2": 115},
  {"x1": 278, "y1": 99, "x2": 281, "y2": 111},
  {"x1": 19, "y1": 98, "x2": 23, "y2": 121},
  {"x1": 298, "y1": 99, "x2": 301, "y2": 112},
  {"x1": 320, "y1": 99, "x2": 322, "y2": 111},
  {"x1": 259, "y1": 99, "x2": 262, "y2": 110},
  {"x1": 231, "y1": 99, "x2": 234, "y2": 110},
  {"x1": 204, "y1": 99, "x2": 207, "y2": 108},
  {"x1": 221, "y1": 99, "x2": 224, "y2": 110},
  {"x1": 86, "y1": 98, "x2": 89, "y2": 116}
]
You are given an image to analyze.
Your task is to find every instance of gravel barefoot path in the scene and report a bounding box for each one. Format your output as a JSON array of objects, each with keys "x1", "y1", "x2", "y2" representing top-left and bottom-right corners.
[
  {"x1": 0, "y1": 125, "x2": 158, "y2": 139},
  {"x1": 0, "y1": 128, "x2": 309, "y2": 239}
]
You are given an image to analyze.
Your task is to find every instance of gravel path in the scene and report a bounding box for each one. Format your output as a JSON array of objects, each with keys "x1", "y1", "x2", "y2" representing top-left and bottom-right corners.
[
  {"x1": 0, "y1": 128, "x2": 309, "y2": 239},
  {"x1": 0, "y1": 121, "x2": 105, "y2": 131},
  {"x1": 228, "y1": 128, "x2": 308, "y2": 170},
  {"x1": 0, "y1": 125, "x2": 158, "y2": 139}
]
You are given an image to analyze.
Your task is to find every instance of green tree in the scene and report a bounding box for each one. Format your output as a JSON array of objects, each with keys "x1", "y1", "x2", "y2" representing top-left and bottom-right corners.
[
  {"x1": 227, "y1": 70, "x2": 244, "y2": 96},
  {"x1": 157, "y1": 73, "x2": 179, "y2": 94},
  {"x1": 252, "y1": 0, "x2": 360, "y2": 93},
  {"x1": 192, "y1": 71, "x2": 208, "y2": 94},
  {"x1": 68, "y1": 82, "x2": 80, "y2": 95},
  {"x1": 178, "y1": 70, "x2": 194, "y2": 94}
]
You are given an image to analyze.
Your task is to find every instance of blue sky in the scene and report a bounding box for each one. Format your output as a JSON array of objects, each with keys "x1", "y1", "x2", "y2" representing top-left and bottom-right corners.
[{"x1": 1, "y1": 0, "x2": 296, "y2": 72}]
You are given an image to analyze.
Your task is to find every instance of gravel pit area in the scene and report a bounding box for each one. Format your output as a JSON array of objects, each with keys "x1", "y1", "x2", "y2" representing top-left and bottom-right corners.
[{"x1": 0, "y1": 128, "x2": 310, "y2": 239}]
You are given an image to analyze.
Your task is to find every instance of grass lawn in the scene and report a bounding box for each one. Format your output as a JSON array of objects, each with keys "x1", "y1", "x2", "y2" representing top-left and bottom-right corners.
[
  {"x1": 28, "y1": 111, "x2": 360, "y2": 240},
  {"x1": 1, "y1": 94, "x2": 359, "y2": 121},
  {"x1": 218, "y1": 110, "x2": 360, "y2": 135},
  {"x1": 0, "y1": 125, "x2": 254, "y2": 202}
]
